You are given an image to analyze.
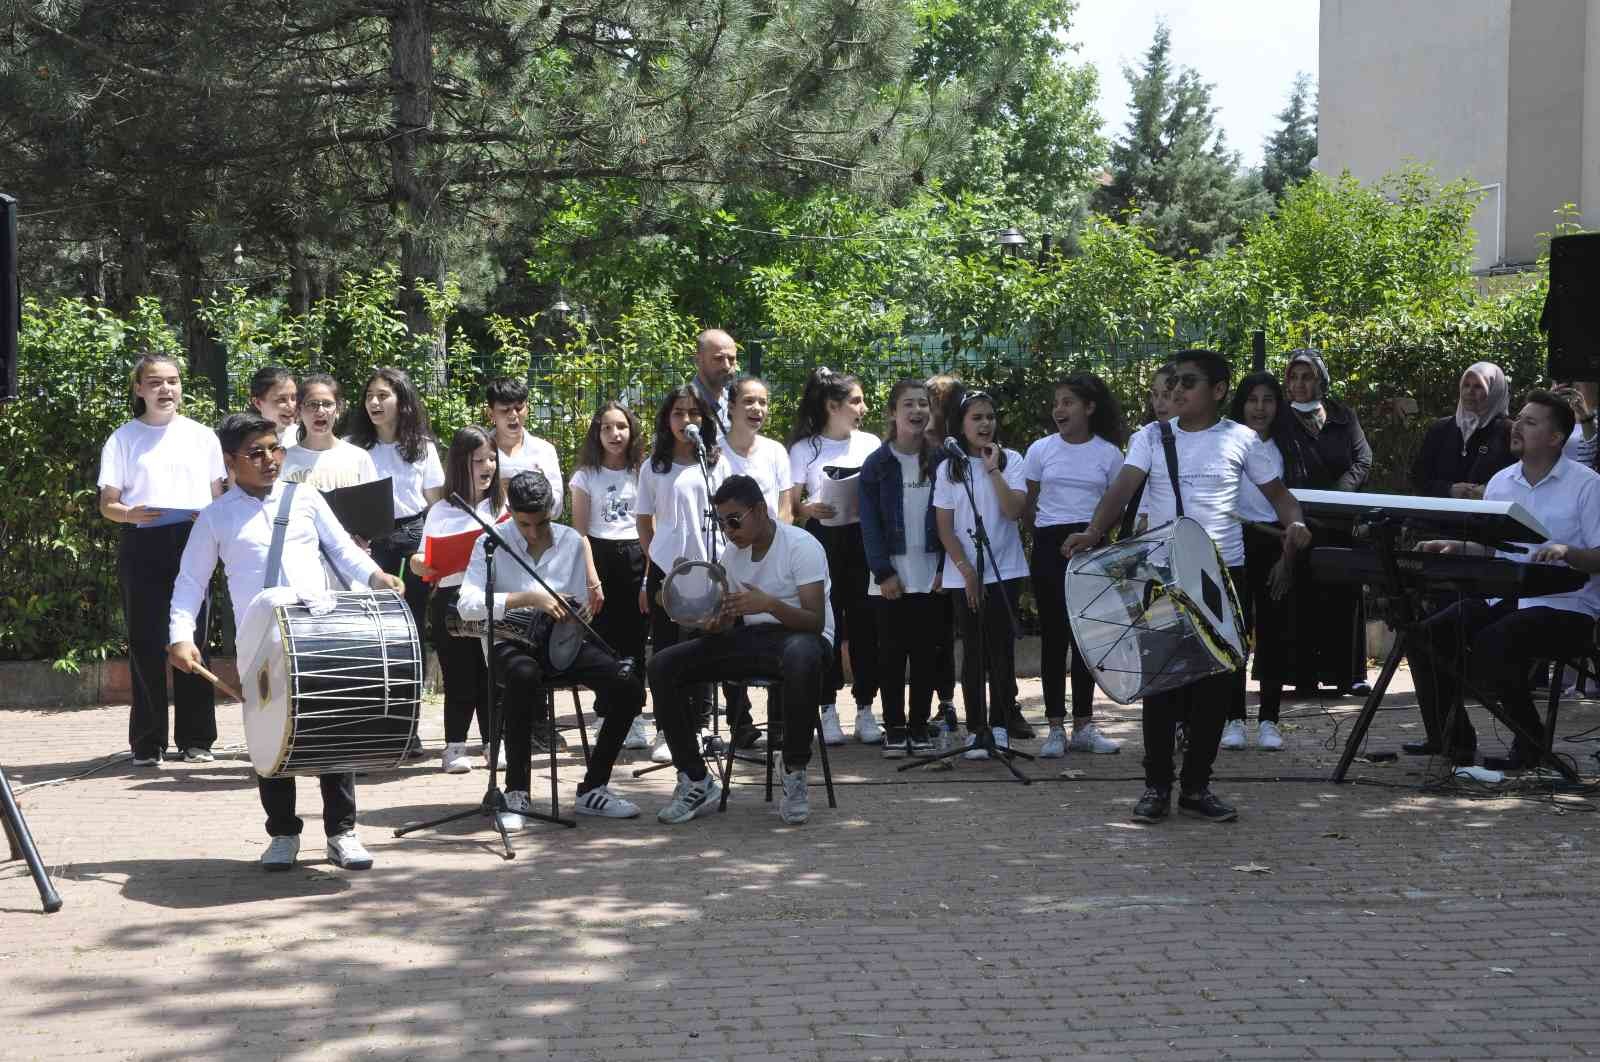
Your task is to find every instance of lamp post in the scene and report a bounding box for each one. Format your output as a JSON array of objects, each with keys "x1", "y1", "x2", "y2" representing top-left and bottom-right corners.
[{"x1": 995, "y1": 228, "x2": 1029, "y2": 258}]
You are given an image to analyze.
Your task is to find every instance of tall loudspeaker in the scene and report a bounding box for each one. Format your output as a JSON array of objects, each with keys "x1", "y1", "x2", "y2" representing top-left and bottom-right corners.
[
  {"x1": 1542, "y1": 232, "x2": 1600, "y2": 382},
  {"x1": 0, "y1": 193, "x2": 15, "y2": 402}
]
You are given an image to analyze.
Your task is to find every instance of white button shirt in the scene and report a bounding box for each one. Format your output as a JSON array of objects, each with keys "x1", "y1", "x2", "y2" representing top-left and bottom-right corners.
[
  {"x1": 1484, "y1": 457, "x2": 1600, "y2": 617},
  {"x1": 457, "y1": 522, "x2": 588, "y2": 622},
  {"x1": 169, "y1": 482, "x2": 382, "y2": 645}
]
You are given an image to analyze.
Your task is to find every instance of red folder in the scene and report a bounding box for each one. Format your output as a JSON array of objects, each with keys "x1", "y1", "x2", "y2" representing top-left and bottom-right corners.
[{"x1": 423, "y1": 528, "x2": 483, "y2": 583}]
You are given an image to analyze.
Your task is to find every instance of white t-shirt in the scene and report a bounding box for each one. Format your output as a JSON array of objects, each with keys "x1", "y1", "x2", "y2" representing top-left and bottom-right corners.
[
  {"x1": 1023, "y1": 433, "x2": 1124, "y2": 527},
  {"x1": 723, "y1": 435, "x2": 794, "y2": 519},
  {"x1": 868, "y1": 448, "x2": 939, "y2": 597},
  {"x1": 569, "y1": 465, "x2": 639, "y2": 540},
  {"x1": 368, "y1": 439, "x2": 445, "y2": 519},
  {"x1": 280, "y1": 438, "x2": 378, "y2": 491},
  {"x1": 788, "y1": 431, "x2": 880, "y2": 526},
  {"x1": 932, "y1": 450, "x2": 1029, "y2": 587},
  {"x1": 1563, "y1": 425, "x2": 1596, "y2": 467},
  {"x1": 97, "y1": 415, "x2": 225, "y2": 510},
  {"x1": 497, "y1": 432, "x2": 564, "y2": 520},
  {"x1": 1124, "y1": 418, "x2": 1281, "y2": 568},
  {"x1": 722, "y1": 521, "x2": 835, "y2": 646},
  {"x1": 636, "y1": 457, "x2": 730, "y2": 572}
]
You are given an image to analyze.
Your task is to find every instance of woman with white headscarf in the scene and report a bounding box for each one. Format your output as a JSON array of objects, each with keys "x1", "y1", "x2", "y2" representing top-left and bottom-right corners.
[{"x1": 1410, "y1": 361, "x2": 1514, "y2": 499}]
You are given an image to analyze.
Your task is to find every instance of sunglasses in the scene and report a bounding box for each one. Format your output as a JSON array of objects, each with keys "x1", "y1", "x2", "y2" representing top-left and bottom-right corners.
[
  {"x1": 235, "y1": 444, "x2": 286, "y2": 463},
  {"x1": 1172, "y1": 373, "x2": 1210, "y2": 391},
  {"x1": 717, "y1": 506, "x2": 758, "y2": 531}
]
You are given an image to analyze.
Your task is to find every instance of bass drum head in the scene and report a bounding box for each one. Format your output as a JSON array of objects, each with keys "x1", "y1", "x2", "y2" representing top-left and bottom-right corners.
[
  {"x1": 237, "y1": 590, "x2": 298, "y2": 777},
  {"x1": 1168, "y1": 517, "x2": 1247, "y2": 663},
  {"x1": 662, "y1": 560, "x2": 726, "y2": 627},
  {"x1": 547, "y1": 619, "x2": 585, "y2": 672}
]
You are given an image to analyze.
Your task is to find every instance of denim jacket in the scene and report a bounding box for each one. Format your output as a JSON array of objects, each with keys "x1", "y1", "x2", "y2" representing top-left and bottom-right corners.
[{"x1": 859, "y1": 440, "x2": 945, "y2": 585}]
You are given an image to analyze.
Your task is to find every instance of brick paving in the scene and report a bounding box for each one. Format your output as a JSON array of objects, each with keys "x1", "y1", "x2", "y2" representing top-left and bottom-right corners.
[{"x1": 4, "y1": 669, "x2": 1600, "y2": 1060}]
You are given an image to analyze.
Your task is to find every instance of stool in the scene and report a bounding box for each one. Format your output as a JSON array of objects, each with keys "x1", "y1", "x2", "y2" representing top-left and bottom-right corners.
[
  {"x1": 545, "y1": 685, "x2": 590, "y2": 766},
  {"x1": 1546, "y1": 623, "x2": 1600, "y2": 766},
  {"x1": 717, "y1": 678, "x2": 836, "y2": 813}
]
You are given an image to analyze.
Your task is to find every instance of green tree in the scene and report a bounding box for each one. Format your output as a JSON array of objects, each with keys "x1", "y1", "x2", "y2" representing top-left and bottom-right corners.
[
  {"x1": 1262, "y1": 73, "x2": 1319, "y2": 200},
  {"x1": 1094, "y1": 22, "x2": 1269, "y2": 258}
]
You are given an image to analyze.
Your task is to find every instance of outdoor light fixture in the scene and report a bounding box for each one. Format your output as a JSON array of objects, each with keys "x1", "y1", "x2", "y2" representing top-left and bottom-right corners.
[
  {"x1": 548, "y1": 289, "x2": 572, "y2": 322},
  {"x1": 994, "y1": 228, "x2": 1028, "y2": 257}
]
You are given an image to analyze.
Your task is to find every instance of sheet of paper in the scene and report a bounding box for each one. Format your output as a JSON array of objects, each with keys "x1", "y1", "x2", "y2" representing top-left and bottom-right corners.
[
  {"x1": 142, "y1": 508, "x2": 202, "y2": 528},
  {"x1": 818, "y1": 470, "x2": 860, "y2": 526}
]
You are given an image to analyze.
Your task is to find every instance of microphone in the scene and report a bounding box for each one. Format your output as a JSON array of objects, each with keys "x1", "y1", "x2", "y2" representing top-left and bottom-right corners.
[
  {"x1": 684, "y1": 422, "x2": 707, "y2": 456},
  {"x1": 942, "y1": 436, "x2": 966, "y2": 461}
]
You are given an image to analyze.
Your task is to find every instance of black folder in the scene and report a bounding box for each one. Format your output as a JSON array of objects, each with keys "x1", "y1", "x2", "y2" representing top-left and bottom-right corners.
[{"x1": 321, "y1": 477, "x2": 395, "y2": 542}]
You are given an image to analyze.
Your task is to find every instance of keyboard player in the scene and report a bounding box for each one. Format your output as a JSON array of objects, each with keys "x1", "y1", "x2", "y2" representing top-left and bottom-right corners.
[{"x1": 1406, "y1": 390, "x2": 1600, "y2": 769}]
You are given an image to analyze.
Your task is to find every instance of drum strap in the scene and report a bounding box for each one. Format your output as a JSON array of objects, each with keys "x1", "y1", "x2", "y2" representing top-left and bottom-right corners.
[
  {"x1": 264, "y1": 482, "x2": 299, "y2": 590},
  {"x1": 1158, "y1": 420, "x2": 1184, "y2": 519}
]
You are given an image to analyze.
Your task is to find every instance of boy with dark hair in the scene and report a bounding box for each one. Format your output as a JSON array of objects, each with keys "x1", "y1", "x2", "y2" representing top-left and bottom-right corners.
[{"x1": 486, "y1": 376, "x2": 565, "y2": 519}]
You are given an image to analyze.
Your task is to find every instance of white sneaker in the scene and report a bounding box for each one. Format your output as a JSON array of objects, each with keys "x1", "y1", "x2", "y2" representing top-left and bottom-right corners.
[
  {"x1": 1040, "y1": 726, "x2": 1069, "y2": 758},
  {"x1": 325, "y1": 831, "x2": 373, "y2": 870},
  {"x1": 441, "y1": 742, "x2": 473, "y2": 774},
  {"x1": 1256, "y1": 720, "x2": 1284, "y2": 751},
  {"x1": 650, "y1": 734, "x2": 674, "y2": 764},
  {"x1": 129, "y1": 753, "x2": 161, "y2": 767},
  {"x1": 499, "y1": 790, "x2": 533, "y2": 831},
  {"x1": 819, "y1": 705, "x2": 846, "y2": 746},
  {"x1": 1068, "y1": 723, "x2": 1122, "y2": 754},
  {"x1": 992, "y1": 726, "x2": 1010, "y2": 752},
  {"x1": 656, "y1": 771, "x2": 722, "y2": 824},
  {"x1": 183, "y1": 747, "x2": 214, "y2": 763},
  {"x1": 962, "y1": 733, "x2": 989, "y2": 760},
  {"x1": 623, "y1": 716, "x2": 652, "y2": 750},
  {"x1": 575, "y1": 785, "x2": 641, "y2": 818},
  {"x1": 779, "y1": 769, "x2": 809, "y2": 825},
  {"x1": 855, "y1": 706, "x2": 883, "y2": 745},
  {"x1": 1219, "y1": 719, "x2": 1247, "y2": 750},
  {"x1": 260, "y1": 835, "x2": 299, "y2": 871}
]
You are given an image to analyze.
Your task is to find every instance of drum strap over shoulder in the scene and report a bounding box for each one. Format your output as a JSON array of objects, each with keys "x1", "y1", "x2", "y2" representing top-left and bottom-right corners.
[
  {"x1": 1158, "y1": 420, "x2": 1184, "y2": 519},
  {"x1": 264, "y1": 482, "x2": 299, "y2": 591}
]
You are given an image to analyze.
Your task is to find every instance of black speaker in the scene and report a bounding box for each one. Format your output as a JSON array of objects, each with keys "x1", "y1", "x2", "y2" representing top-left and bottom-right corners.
[
  {"x1": 0, "y1": 193, "x2": 15, "y2": 402},
  {"x1": 1542, "y1": 232, "x2": 1600, "y2": 382}
]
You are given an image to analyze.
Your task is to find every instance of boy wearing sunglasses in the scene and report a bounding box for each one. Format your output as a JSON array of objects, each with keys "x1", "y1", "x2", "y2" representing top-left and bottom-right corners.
[
  {"x1": 1065, "y1": 351, "x2": 1311, "y2": 825},
  {"x1": 646, "y1": 475, "x2": 833, "y2": 826}
]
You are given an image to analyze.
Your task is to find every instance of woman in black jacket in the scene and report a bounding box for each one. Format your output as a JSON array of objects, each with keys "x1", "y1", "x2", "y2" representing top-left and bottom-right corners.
[
  {"x1": 1283, "y1": 350, "x2": 1374, "y2": 695},
  {"x1": 1410, "y1": 361, "x2": 1513, "y2": 499}
]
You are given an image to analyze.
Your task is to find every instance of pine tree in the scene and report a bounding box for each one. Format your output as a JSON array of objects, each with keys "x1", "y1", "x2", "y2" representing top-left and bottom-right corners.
[{"x1": 1262, "y1": 73, "x2": 1319, "y2": 200}]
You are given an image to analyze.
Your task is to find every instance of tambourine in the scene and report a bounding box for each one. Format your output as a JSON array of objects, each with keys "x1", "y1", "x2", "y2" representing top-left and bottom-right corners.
[{"x1": 661, "y1": 559, "x2": 728, "y2": 627}]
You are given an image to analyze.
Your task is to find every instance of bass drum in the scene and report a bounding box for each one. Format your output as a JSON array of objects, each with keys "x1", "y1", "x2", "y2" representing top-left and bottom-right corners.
[
  {"x1": 239, "y1": 588, "x2": 422, "y2": 777},
  {"x1": 1065, "y1": 517, "x2": 1246, "y2": 705}
]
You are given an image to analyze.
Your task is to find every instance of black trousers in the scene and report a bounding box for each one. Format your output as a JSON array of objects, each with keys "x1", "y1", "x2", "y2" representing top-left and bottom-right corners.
[
  {"x1": 257, "y1": 773, "x2": 356, "y2": 839},
  {"x1": 1032, "y1": 523, "x2": 1098, "y2": 721},
  {"x1": 647, "y1": 624, "x2": 828, "y2": 778},
  {"x1": 645, "y1": 559, "x2": 747, "y2": 728},
  {"x1": 804, "y1": 520, "x2": 880, "y2": 707},
  {"x1": 119, "y1": 524, "x2": 216, "y2": 757},
  {"x1": 951, "y1": 578, "x2": 1026, "y2": 732},
  {"x1": 932, "y1": 591, "x2": 956, "y2": 705},
  {"x1": 1406, "y1": 598, "x2": 1591, "y2": 758},
  {"x1": 590, "y1": 536, "x2": 648, "y2": 672},
  {"x1": 1232, "y1": 531, "x2": 1284, "y2": 723},
  {"x1": 1142, "y1": 564, "x2": 1247, "y2": 791},
  {"x1": 370, "y1": 513, "x2": 429, "y2": 637},
  {"x1": 496, "y1": 640, "x2": 645, "y2": 794},
  {"x1": 428, "y1": 585, "x2": 489, "y2": 744},
  {"x1": 875, "y1": 593, "x2": 940, "y2": 729}
]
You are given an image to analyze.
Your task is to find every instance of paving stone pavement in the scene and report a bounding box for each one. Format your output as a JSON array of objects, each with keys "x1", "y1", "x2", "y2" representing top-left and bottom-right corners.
[{"x1": 3, "y1": 668, "x2": 1600, "y2": 1061}]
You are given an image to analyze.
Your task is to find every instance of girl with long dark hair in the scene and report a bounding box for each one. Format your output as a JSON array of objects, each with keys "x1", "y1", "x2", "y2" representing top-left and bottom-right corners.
[
  {"x1": 721, "y1": 376, "x2": 795, "y2": 523},
  {"x1": 281, "y1": 374, "x2": 377, "y2": 489},
  {"x1": 1024, "y1": 373, "x2": 1126, "y2": 757},
  {"x1": 248, "y1": 365, "x2": 300, "y2": 449},
  {"x1": 788, "y1": 367, "x2": 883, "y2": 746}
]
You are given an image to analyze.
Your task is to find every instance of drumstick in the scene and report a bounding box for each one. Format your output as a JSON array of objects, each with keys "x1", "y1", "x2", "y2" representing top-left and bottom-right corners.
[{"x1": 191, "y1": 662, "x2": 244, "y2": 703}]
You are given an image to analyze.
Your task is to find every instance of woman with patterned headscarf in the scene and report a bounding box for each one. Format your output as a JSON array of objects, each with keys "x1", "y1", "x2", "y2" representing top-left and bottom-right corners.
[{"x1": 1411, "y1": 361, "x2": 1514, "y2": 500}]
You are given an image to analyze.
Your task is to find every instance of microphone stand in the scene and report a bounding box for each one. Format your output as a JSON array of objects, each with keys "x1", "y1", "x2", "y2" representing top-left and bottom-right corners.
[
  {"x1": 397, "y1": 494, "x2": 636, "y2": 852},
  {"x1": 900, "y1": 448, "x2": 1033, "y2": 783}
]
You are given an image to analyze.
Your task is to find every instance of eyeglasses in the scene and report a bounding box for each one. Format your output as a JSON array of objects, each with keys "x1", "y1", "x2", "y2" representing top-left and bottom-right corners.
[
  {"x1": 717, "y1": 506, "x2": 758, "y2": 531},
  {"x1": 236, "y1": 444, "x2": 286, "y2": 463},
  {"x1": 302, "y1": 400, "x2": 337, "y2": 413},
  {"x1": 1172, "y1": 373, "x2": 1209, "y2": 391}
]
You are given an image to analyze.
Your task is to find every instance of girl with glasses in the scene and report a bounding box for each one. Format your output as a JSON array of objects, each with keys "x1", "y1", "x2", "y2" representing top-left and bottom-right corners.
[
  {"x1": 97, "y1": 352, "x2": 228, "y2": 766},
  {"x1": 280, "y1": 374, "x2": 378, "y2": 490}
]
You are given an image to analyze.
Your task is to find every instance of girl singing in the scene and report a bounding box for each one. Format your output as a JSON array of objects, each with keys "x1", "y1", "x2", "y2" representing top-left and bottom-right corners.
[
  {"x1": 248, "y1": 365, "x2": 300, "y2": 449},
  {"x1": 280, "y1": 374, "x2": 377, "y2": 490}
]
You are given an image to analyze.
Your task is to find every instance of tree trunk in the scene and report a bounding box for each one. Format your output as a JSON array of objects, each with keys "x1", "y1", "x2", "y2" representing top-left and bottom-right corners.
[
  {"x1": 114, "y1": 228, "x2": 148, "y2": 313},
  {"x1": 287, "y1": 238, "x2": 313, "y2": 320},
  {"x1": 176, "y1": 241, "x2": 227, "y2": 407},
  {"x1": 388, "y1": 0, "x2": 446, "y2": 388}
]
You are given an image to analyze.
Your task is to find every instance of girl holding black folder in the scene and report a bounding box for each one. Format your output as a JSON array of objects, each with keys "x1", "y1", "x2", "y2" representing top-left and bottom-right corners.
[{"x1": 98, "y1": 353, "x2": 228, "y2": 766}]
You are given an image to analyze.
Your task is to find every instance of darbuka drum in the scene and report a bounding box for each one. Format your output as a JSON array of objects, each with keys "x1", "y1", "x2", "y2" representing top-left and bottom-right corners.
[
  {"x1": 1065, "y1": 517, "x2": 1246, "y2": 704},
  {"x1": 241, "y1": 589, "x2": 422, "y2": 777},
  {"x1": 447, "y1": 605, "x2": 584, "y2": 673},
  {"x1": 662, "y1": 559, "x2": 728, "y2": 627}
]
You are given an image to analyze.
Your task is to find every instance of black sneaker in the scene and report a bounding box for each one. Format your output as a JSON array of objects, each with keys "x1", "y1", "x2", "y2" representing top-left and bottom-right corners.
[
  {"x1": 732, "y1": 723, "x2": 763, "y2": 750},
  {"x1": 908, "y1": 724, "x2": 936, "y2": 755},
  {"x1": 1178, "y1": 788, "x2": 1238, "y2": 822},
  {"x1": 881, "y1": 726, "x2": 909, "y2": 759},
  {"x1": 1005, "y1": 708, "x2": 1036, "y2": 740},
  {"x1": 1131, "y1": 786, "x2": 1171, "y2": 823}
]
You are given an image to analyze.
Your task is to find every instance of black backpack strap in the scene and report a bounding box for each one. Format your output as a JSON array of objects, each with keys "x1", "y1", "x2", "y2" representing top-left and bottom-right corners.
[{"x1": 1158, "y1": 419, "x2": 1184, "y2": 519}]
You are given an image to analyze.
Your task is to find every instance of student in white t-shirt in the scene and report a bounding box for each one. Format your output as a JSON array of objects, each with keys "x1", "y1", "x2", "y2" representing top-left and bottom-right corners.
[
  {"x1": 788, "y1": 367, "x2": 884, "y2": 747},
  {"x1": 933, "y1": 390, "x2": 1029, "y2": 760},
  {"x1": 570, "y1": 402, "x2": 651, "y2": 751},
  {"x1": 486, "y1": 376, "x2": 564, "y2": 520},
  {"x1": 1066, "y1": 350, "x2": 1312, "y2": 825},
  {"x1": 345, "y1": 367, "x2": 444, "y2": 757},
  {"x1": 721, "y1": 376, "x2": 795, "y2": 523},
  {"x1": 97, "y1": 352, "x2": 228, "y2": 766},
  {"x1": 408, "y1": 425, "x2": 508, "y2": 774},
  {"x1": 859, "y1": 379, "x2": 946, "y2": 758},
  {"x1": 1023, "y1": 373, "x2": 1126, "y2": 759},
  {"x1": 921, "y1": 374, "x2": 965, "y2": 721},
  {"x1": 247, "y1": 365, "x2": 300, "y2": 450},
  {"x1": 637, "y1": 385, "x2": 731, "y2": 759},
  {"x1": 280, "y1": 374, "x2": 379, "y2": 491},
  {"x1": 1132, "y1": 362, "x2": 1177, "y2": 533}
]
